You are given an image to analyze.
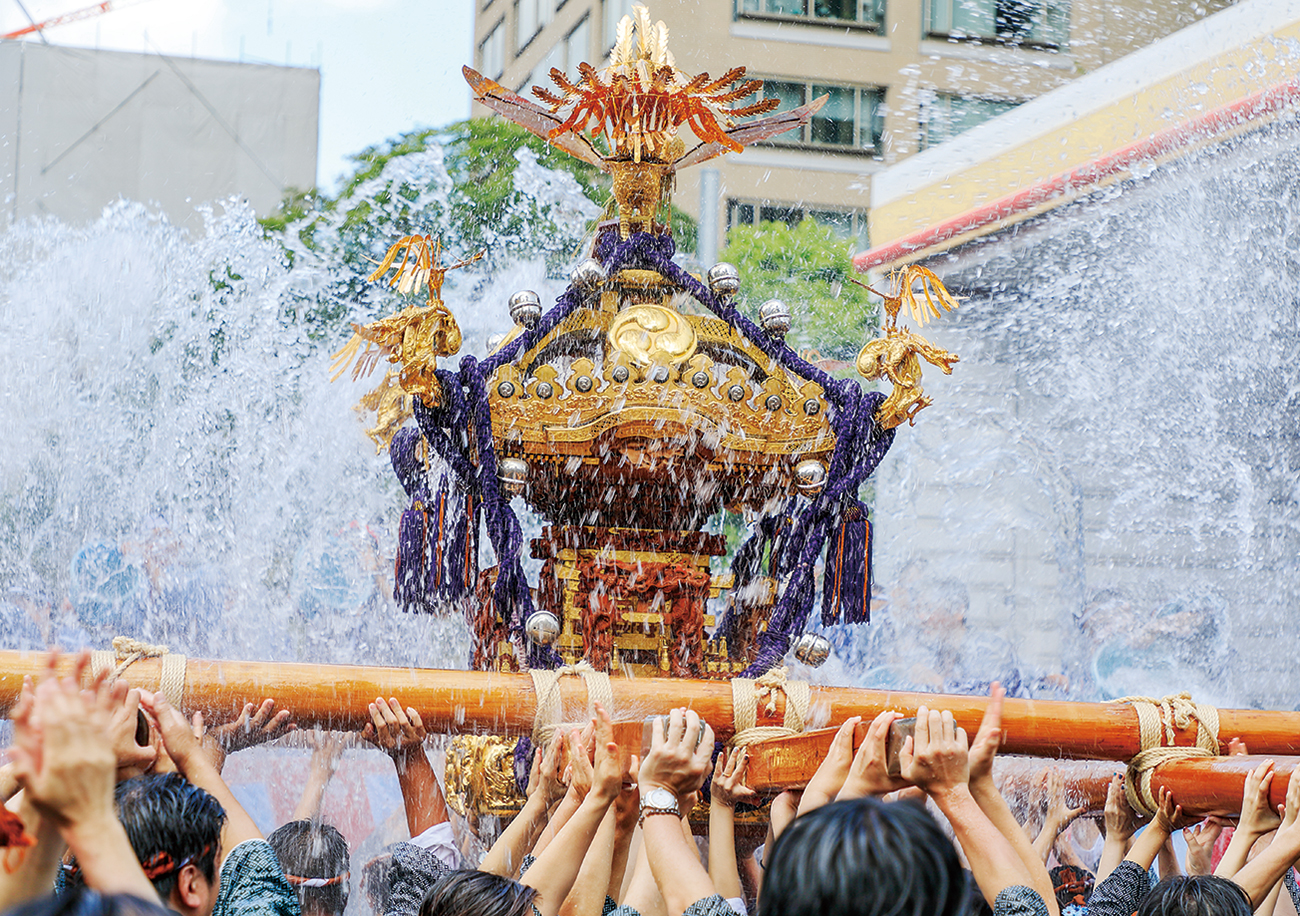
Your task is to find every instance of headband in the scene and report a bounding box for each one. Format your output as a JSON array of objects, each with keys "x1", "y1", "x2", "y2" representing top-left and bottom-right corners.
[{"x1": 285, "y1": 873, "x2": 350, "y2": 888}]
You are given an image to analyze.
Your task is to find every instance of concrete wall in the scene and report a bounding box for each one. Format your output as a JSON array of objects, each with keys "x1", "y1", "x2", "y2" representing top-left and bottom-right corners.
[{"x1": 0, "y1": 42, "x2": 319, "y2": 233}]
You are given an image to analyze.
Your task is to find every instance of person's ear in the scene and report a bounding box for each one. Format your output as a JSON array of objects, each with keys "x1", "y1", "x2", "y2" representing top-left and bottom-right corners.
[{"x1": 173, "y1": 863, "x2": 210, "y2": 914}]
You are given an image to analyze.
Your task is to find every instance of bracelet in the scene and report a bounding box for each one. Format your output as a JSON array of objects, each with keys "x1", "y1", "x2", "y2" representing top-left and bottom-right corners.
[{"x1": 638, "y1": 808, "x2": 681, "y2": 828}]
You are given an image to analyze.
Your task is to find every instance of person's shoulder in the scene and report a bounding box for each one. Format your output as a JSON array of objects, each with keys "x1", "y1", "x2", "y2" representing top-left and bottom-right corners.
[{"x1": 993, "y1": 885, "x2": 1050, "y2": 916}]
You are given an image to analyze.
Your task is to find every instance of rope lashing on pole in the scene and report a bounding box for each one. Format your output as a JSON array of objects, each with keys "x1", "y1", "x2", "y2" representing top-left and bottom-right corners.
[{"x1": 1113, "y1": 692, "x2": 1221, "y2": 816}]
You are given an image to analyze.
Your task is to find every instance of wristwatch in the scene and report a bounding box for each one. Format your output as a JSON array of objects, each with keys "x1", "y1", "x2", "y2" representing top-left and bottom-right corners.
[{"x1": 638, "y1": 786, "x2": 680, "y2": 826}]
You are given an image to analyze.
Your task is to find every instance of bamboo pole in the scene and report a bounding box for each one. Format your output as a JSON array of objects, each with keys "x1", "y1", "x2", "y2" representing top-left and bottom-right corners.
[{"x1": 3, "y1": 651, "x2": 1300, "y2": 763}]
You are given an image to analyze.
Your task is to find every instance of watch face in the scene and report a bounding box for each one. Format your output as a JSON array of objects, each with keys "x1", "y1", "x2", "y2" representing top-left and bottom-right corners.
[{"x1": 645, "y1": 787, "x2": 677, "y2": 809}]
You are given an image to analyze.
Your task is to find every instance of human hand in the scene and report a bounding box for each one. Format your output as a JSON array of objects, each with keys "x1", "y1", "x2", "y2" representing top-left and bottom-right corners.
[
  {"x1": 563, "y1": 723, "x2": 595, "y2": 801},
  {"x1": 528, "y1": 734, "x2": 566, "y2": 806},
  {"x1": 212, "y1": 698, "x2": 295, "y2": 754},
  {"x1": 105, "y1": 680, "x2": 157, "y2": 780},
  {"x1": 1238, "y1": 760, "x2": 1281, "y2": 837},
  {"x1": 899, "y1": 706, "x2": 970, "y2": 800},
  {"x1": 362, "y1": 697, "x2": 426, "y2": 758},
  {"x1": 1041, "y1": 768, "x2": 1084, "y2": 835},
  {"x1": 837, "y1": 711, "x2": 909, "y2": 800},
  {"x1": 769, "y1": 789, "x2": 801, "y2": 843},
  {"x1": 1228, "y1": 738, "x2": 1248, "y2": 756},
  {"x1": 1184, "y1": 816, "x2": 1224, "y2": 875},
  {"x1": 1103, "y1": 774, "x2": 1140, "y2": 841},
  {"x1": 307, "y1": 730, "x2": 347, "y2": 774},
  {"x1": 613, "y1": 755, "x2": 641, "y2": 835},
  {"x1": 588, "y1": 703, "x2": 624, "y2": 805},
  {"x1": 637, "y1": 708, "x2": 714, "y2": 802},
  {"x1": 137, "y1": 690, "x2": 207, "y2": 777},
  {"x1": 1152, "y1": 786, "x2": 1193, "y2": 833},
  {"x1": 968, "y1": 683, "x2": 1005, "y2": 790},
  {"x1": 10, "y1": 654, "x2": 117, "y2": 833},
  {"x1": 711, "y1": 747, "x2": 758, "y2": 808},
  {"x1": 798, "y1": 716, "x2": 859, "y2": 816}
]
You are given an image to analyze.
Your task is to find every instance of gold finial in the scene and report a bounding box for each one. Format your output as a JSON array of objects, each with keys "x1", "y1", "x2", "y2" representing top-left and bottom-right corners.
[{"x1": 854, "y1": 266, "x2": 962, "y2": 429}]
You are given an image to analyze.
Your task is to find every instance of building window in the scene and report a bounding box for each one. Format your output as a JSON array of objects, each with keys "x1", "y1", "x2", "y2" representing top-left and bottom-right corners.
[
  {"x1": 481, "y1": 19, "x2": 506, "y2": 80},
  {"x1": 728, "y1": 198, "x2": 869, "y2": 250},
  {"x1": 737, "y1": 0, "x2": 886, "y2": 30},
  {"x1": 921, "y1": 93, "x2": 1022, "y2": 147},
  {"x1": 754, "y1": 78, "x2": 885, "y2": 154},
  {"x1": 603, "y1": 0, "x2": 635, "y2": 50},
  {"x1": 926, "y1": 0, "x2": 1069, "y2": 48},
  {"x1": 516, "y1": 0, "x2": 555, "y2": 54},
  {"x1": 523, "y1": 16, "x2": 590, "y2": 94}
]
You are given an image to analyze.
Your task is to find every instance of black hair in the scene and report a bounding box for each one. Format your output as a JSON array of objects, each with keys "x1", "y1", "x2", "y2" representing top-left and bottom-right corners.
[
  {"x1": 360, "y1": 852, "x2": 393, "y2": 916},
  {"x1": 10, "y1": 889, "x2": 176, "y2": 916},
  {"x1": 1136, "y1": 876, "x2": 1252, "y2": 916},
  {"x1": 267, "y1": 820, "x2": 352, "y2": 916},
  {"x1": 759, "y1": 797, "x2": 968, "y2": 916},
  {"x1": 418, "y1": 870, "x2": 537, "y2": 916},
  {"x1": 113, "y1": 773, "x2": 226, "y2": 903}
]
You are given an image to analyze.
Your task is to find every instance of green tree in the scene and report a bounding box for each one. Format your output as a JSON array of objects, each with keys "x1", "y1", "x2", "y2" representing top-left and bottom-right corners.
[{"x1": 719, "y1": 219, "x2": 878, "y2": 362}]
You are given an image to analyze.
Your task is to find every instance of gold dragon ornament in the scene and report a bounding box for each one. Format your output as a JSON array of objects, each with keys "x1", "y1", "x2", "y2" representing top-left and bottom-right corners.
[
  {"x1": 329, "y1": 236, "x2": 484, "y2": 451},
  {"x1": 464, "y1": 5, "x2": 828, "y2": 237},
  {"x1": 854, "y1": 266, "x2": 962, "y2": 430}
]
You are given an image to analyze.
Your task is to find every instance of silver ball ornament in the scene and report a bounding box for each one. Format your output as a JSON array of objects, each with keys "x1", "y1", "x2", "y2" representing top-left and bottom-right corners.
[
  {"x1": 508, "y1": 290, "x2": 542, "y2": 329},
  {"x1": 759, "y1": 299, "x2": 791, "y2": 338},
  {"x1": 707, "y1": 262, "x2": 740, "y2": 298},
  {"x1": 525, "y1": 610, "x2": 561, "y2": 645},
  {"x1": 793, "y1": 633, "x2": 831, "y2": 667}
]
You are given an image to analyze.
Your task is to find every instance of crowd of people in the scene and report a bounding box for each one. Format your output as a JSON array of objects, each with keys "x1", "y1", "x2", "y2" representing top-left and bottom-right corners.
[{"x1": 2, "y1": 654, "x2": 1299, "y2": 916}]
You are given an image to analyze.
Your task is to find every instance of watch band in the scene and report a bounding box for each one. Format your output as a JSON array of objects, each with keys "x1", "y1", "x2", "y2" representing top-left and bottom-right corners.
[{"x1": 638, "y1": 805, "x2": 680, "y2": 827}]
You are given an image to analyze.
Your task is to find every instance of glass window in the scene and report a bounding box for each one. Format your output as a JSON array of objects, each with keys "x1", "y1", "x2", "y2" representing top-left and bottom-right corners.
[
  {"x1": 738, "y1": 0, "x2": 883, "y2": 29},
  {"x1": 516, "y1": 0, "x2": 553, "y2": 53},
  {"x1": 728, "y1": 198, "x2": 869, "y2": 250},
  {"x1": 810, "y1": 85, "x2": 855, "y2": 146},
  {"x1": 603, "y1": 0, "x2": 634, "y2": 49},
  {"x1": 759, "y1": 204, "x2": 805, "y2": 227},
  {"x1": 922, "y1": 93, "x2": 1021, "y2": 147},
  {"x1": 565, "y1": 16, "x2": 590, "y2": 80},
  {"x1": 755, "y1": 79, "x2": 884, "y2": 154},
  {"x1": 480, "y1": 20, "x2": 505, "y2": 80},
  {"x1": 927, "y1": 0, "x2": 1069, "y2": 47}
]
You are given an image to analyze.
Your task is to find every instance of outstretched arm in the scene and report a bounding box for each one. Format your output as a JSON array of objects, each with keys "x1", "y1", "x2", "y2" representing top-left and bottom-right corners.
[
  {"x1": 363, "y1": 697, "x2": 450, "y2": 837},
  {"x1": 966, "y1": 685, "x2": 1060, "y2": 916},
  {"x1": 1233, "y1": 768, "x2": 1300, "y2": 908},
  {"x1": 142, "y1": 690, "x2": 264, "y2": 853},
  {"x1": 709, "y1": 747, "x2": 757, "y2": 903},
  {"x1": 902, "y1": 705, "x2": 1044, "y2": 911}
]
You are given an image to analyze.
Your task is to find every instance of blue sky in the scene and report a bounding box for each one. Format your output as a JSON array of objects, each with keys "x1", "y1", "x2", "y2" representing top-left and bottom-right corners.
[{"x1": 0, "y1": 0, "x2": 476, "y2": 191}]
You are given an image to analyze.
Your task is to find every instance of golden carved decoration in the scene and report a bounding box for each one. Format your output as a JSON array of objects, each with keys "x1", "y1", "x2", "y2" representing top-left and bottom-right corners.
[
  {"x1": 330, "y1": 236, "x2": 482, "y2": 421},
  {"x1": 355, "y1": 370, "x2": 414, "y2": 453},
  {"x1": 608, "y1": 303, "x2": 698, "y2": 366},
  {"x1": 444, "y1": 734, "x2": 525, "y2": 817},
  {"x1": 853, "y1": 265, "x2": 962, "y2": 430}
]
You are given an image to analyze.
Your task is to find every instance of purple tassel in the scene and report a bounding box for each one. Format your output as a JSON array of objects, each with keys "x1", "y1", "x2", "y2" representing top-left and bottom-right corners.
[
  {"x1": 821, "y1": 502, "x2": 872, "y2": 626},
  {"x1": 394, "y1": 505, "x2": 428, "y2": 611}
]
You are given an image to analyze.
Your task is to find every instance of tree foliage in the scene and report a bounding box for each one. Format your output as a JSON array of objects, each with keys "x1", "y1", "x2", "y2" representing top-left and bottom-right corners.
[{"x1": 719, "y1": 219, "x2": 879, "y2": 362}]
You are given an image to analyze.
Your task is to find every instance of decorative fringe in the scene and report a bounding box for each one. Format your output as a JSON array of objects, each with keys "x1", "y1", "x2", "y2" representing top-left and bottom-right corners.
[
  {"x1": 821, "y1": 501, "x2": 872, "y2": 626},
  {"x1": 394, "y1": 505, "x2": 428, "y2": 610}
]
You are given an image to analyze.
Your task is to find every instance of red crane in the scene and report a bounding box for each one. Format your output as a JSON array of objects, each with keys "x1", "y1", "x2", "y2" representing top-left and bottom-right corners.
[{"x1": 3, "y1": 1, "x2": 129, "y2": 41}]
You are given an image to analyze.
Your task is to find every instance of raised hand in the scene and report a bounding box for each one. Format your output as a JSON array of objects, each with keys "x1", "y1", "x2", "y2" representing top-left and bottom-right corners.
[
  {"x1": 838, "y1": 710, "x2": 909, "y2": 800},
  {"x1": 638, "y1": 708, "x2": 714, "y2": 802},
  {"x1": 589, "y1": 703, "x2": 624, "y2": 804},
  {"x1": 212, "y1": 698, "x2": 295, "y2": 753},
  {"x1": 899, "y1": 706, "x2": 970, "y2": 799},
  {"x1": 1183, "y1": 816, "x2": 1224, "y2": 876},
  {"x1": 564, "y1": 725, "x2": 595, "y2": 801},
  {"x1": 105, "y1": 680, "x2": 157, "y2": 780},
  {"x1": 799, "y1": 715, "x2": 860, "y2": 816},
  {"x1": 1239, "y1": 760, "x2": 1282, "y2": 837},
  {"x1": 968, "y1": 683, "x2": 1006, "y2": 789},
  {"x1": 362, "y1": 696, "x2": 427, "y2": 757},
  {"x1": 711, "y1": 747, "x2": 758, "y2": 808},
  {"x1": 1103, "y1": 774, "x2": 1140, "y2": 842}
]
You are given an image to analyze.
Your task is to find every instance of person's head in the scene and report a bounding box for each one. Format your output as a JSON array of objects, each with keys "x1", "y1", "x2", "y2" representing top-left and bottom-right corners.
[
  {"x1": 418, "y1": 870, "x2": 537, "y2": 916},
  {"x1": 113, "y1": 773, "x2": 225, "y2": 916},
  {"x1": 1137, "y1": 876, "x2": 1252, "y2": 916},
  {"x1": 360, "y1": 852, "x2": 393, "y2": 916},
  {"x1": 267, "y1": 820, "x2": 351, "y2": 916},
  {"x1": 1050, "y1": 865, "x2": 1095, "y2": 909},
  {"x1": 759, "y1": 797, "x2": 967, "y2": 916}
]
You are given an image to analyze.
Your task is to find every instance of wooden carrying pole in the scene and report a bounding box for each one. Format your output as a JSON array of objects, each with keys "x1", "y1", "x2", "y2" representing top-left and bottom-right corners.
[{"x1": 2, "y1": 650, "x2": 1300, "y2": 762}]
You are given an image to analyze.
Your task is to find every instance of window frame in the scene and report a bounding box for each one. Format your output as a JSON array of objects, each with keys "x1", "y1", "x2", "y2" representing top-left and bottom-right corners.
[
  {"x1": 479, "y1": 17, "x2": 507, "y2": 81},
  {"x1": 919, "y1": 91, "x2": 1023, "y2": 148},
  {"x1": 750, "y1": 76, "x2": 886, "y2": 157},
  {"x1": 734, "y1": 0, "x2": 886, "y2": 32},
  {"x1": 923, "y1": 0, "x2": 1069, "y2": 51},
  {"x1": 727, "y1": 197, "x2": 869, "y2": 250}
]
